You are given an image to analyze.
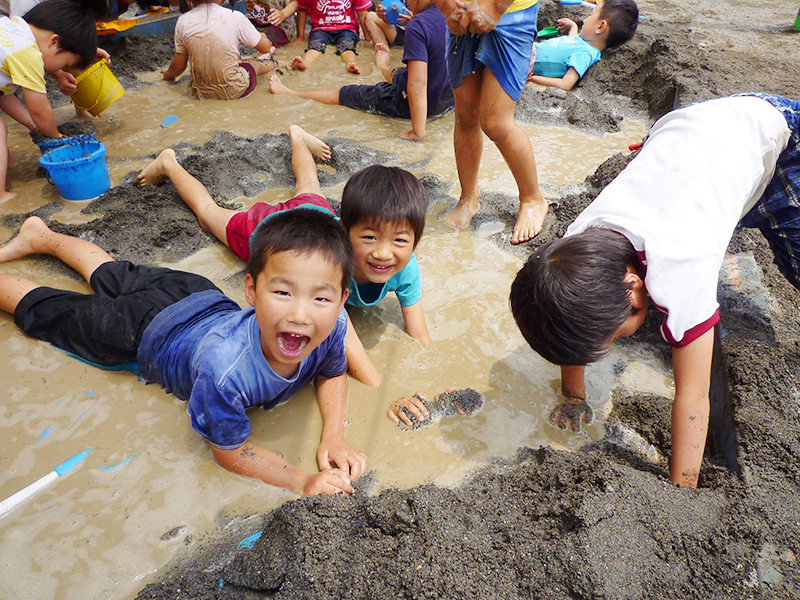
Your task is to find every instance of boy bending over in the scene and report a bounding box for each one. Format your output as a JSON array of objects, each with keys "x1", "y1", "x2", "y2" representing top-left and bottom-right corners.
[
  {"x1": 138, "y1": 125, "x2": 430, "y2": 387},
  {"x1": 270, "y1": 0, "x2": 453, "y2": 141},
  {"x1": 510, "y1": 94, "x2": 800, "y2": 488},
  {"x1": 527, "y1": 0, "x2": 638, "y2": 91},
  {"x1": 0, "y1": 210, "x2": 367, "y2": 496}
]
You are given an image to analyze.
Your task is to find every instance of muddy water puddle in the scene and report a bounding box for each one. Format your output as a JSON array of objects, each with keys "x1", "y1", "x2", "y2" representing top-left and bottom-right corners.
[{"x1": 0, "y1": 49, "x2": 663, "y2": 600}]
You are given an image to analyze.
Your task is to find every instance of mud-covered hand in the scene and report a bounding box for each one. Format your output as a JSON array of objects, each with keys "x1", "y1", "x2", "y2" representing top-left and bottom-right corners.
[
  {"x1": 302, "y1": 468, "x2": 354, "y2": 496},
  {"x1": 445, "y1": 0, "x2": 469, "y2": 35},
  {"x1": 388, "y1": 392, "x2": 430, "y2": 427},
  {"x1": 462, "y1": 0, "x2": 505, "y2": 35},
  {"x1": 317, "y1": 433, "x2": 368, "y2": 481},
  {"x1": 549, "y1": 395, "x2": 593, "y2": 432}
]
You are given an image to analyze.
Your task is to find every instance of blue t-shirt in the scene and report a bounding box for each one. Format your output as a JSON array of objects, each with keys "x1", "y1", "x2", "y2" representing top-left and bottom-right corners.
[
  {"x1": 346, "y1": 253, "x2": 422, "y2": 307},
  {"x1": 393, "y1": 5, "x2": 454, "y2": 117},
  {"x1": 532, "y1": 35, "x2": 601, "y2": 79},
  {"x1": 137, "y1": 289, "x2": 348, "y2": 449}
]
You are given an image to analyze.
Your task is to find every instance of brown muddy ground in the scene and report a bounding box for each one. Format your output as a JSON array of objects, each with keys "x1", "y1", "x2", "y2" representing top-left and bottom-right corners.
[{"x1": 9, "y1": 0, "x2": 800, "y2": 598}]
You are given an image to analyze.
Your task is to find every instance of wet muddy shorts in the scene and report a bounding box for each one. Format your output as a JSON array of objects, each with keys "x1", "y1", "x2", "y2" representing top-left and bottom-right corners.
[
  {"x1": 238, "y1": 62, "x2": 258, "y2": 98},
  {"x1": 339, "y1": 80, "x2": 411, "y2": 119},
  {"x1": 307, "y1": 28, "x2": 359, "y2": 55},
  {"x1": 225, "y1": 193, "x2": 336, "y2": 261},
  {"x1": 446, "y1": 2, "x2": 539, "y2": 101},
  {"x1": 739, "y1": 93, "x2": 800, "y2": 289},
  {"x1": 14, "y1": 262, "x2": 220, "y2": 369}
]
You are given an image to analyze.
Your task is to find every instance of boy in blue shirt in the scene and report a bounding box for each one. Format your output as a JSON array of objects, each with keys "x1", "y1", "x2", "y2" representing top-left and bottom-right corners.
[
  {"x1": 0, "y1": 210, "x2": 368, "y2": 496},
  {"x1": 138, "y1": 125, "x2": 430, "y2": 387},
  {"x1": 527, "y1": 0, "x2": 638, "y2": 91}
]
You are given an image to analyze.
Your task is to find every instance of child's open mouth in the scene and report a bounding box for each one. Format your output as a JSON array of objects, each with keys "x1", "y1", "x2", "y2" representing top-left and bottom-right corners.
[{"x1": 277, "y1": 332, "x2": 310, "y2": 357}]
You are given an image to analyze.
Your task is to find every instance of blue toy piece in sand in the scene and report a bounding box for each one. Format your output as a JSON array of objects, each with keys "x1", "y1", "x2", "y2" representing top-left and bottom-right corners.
[
  {"x1": 381, "y1": 0, "x2": 407, "y2": 25},
  {"x1": 161, "y1": 115, "x2": 179, "y2": 127}
]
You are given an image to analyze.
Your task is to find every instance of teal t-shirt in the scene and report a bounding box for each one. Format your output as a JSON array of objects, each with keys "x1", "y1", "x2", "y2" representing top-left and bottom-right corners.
[
  {"x1": 346, "y1": 254, "x2": 422, "y2": 307},
  {"x1": 532, "y1": 35, "x2": 601, "y2": 79}
]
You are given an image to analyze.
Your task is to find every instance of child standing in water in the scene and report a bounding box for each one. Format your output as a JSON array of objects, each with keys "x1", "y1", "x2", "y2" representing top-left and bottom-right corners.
[
  {"x1": 162, "y1": 0, "x2": 276, "y2": 100},
  {"x1": 0, "y1": 0, "x2": 106, "y2": 203}
]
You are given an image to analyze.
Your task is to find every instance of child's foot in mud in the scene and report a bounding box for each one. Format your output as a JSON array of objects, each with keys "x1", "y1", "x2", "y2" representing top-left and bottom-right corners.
[
  {"x1": 137, "y1": 148, "x2": 177, "y2": 186},
  {"x1": 346, "y1": 62, "x2": 361, "y2": 74},
  {"x1": 388, "y1": 388, "x2": 485, "y2": 430}
]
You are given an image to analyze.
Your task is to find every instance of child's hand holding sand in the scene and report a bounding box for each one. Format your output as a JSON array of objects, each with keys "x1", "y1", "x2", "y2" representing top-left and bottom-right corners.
[{"x1": 388, "y1": 388, "x2": 485, "y2": 429}]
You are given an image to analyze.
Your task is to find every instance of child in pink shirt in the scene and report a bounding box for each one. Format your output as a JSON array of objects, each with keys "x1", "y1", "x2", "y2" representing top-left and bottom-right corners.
[{"x1": 290, "y1": 0, "x2": 371, "y2": 73}]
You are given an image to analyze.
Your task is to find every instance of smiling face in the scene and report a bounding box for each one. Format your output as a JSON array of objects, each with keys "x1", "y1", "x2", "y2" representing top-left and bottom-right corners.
[
  {"x1": 349, "y1": 219, "x2": 416, "y2": 286},
  {"x1": 245, "y1": 249, "x2": 347, "y2": 379}
]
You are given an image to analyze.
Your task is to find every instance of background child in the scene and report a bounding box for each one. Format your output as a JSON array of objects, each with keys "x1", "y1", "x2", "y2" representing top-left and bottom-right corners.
[
  {"x1": 290, "y1": 0, "x2": 370, "y2": 73},
  {"x1": 509, "y1": 94, "x2": 800, "y2": 489},
  {"x1": 527, "y1": 0, "x2": 638, "y2": 91},
  {"x1": 161, "y1": 0, "x2": 275, "y2": 100},
  {"x1": 364, "y1": 0, "x2": 412, "y2": 48},
  {"x1": 269, "y1": 0, "x2": 453, "y2": 141},
  {"x1": 0, "y1": 211, "x2": 368, "y2": 496},
  {"x1": 0, "y1": 0, "x2": 105, "y2": 202},
  {"x1": 137, "y1": 127, "x2": 430, "y2": 386}
]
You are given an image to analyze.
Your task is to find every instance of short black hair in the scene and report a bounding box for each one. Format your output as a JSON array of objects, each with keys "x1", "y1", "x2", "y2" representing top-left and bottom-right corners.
[
  {"x1": 600, "y1": 0, "x2": 639, "y2": 48},
  {"x1": 24, "y1": 0, "x2": 108, "y2": 69},
  {"x1": 510, "y1": 228, "x2": 641, "y2": 366},
  {"x1": 248, "y1": 208, "x2": 354, "y2": 294},
  {"x1": 339, "y1": 165, "x2": 428, "y2": 249}
]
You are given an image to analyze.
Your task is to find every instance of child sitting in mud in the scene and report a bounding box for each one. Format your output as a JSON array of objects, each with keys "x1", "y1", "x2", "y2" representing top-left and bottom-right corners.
[
  {"x1": 527, "y1": 0, "x2": 638, "y2": 91},
  {"x1": 290, "y1": 0, "x2": 370, "y2": 74},
  {"x1": 0, "y1": 211, "x2": 368, "y2": 496},
  {"x1": 270, "y1": 0, "x2": 453, "y2": 141},
  {"x1": 0, "y1": 0, "x2": 106, "y2": 202},
  {"x1": 161, "y1": 0, "x2": 276, "y2": 100},
  {"x1": 364, "y1": 0, "x2": 412, "y2": 49},
  {"x1": 138, "y1": 125, "x2": 430, "y2": 387},
  {"x1": 510, "y1": 94, "x2": 800, "y2": 489}
]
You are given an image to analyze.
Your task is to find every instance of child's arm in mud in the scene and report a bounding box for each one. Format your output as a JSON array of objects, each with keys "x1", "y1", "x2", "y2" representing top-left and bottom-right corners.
[
  {"x1": 400, "y1": 60, "x2": 428, "y2": 141},
  {"x1": 0, "y1": 94, "x2": 36, "y2": 131},
  {"x1": 528, "y1": 68, "x2": 581, "y2": 91},
  {"x1": 315, "y1": 373, "x2": 369, "y2": 479},
  {"x1": 254, "y1": 32, "x2": 274, "y2": 54},
  {"x1": 162, "y1": 52, "x2": 188, "y2": 81},
  {"x1": 669, "y1": 328, "x2": 713, "y2": 488},
  {"x1": 211, "y1": 440, "x2": 354, "y2": 495},
  {"x1": 345, "y1": 314, "x2": 382, "y2": 386},
  {"x1": 401, "y1": 300, "x2": 431, "y2": 347},
  {"x1": 549, "y1": 365, "x2": 593, "y2": 431},
  {"x1": 21, "y1": 88, "x2": 59, "y2": 138}
]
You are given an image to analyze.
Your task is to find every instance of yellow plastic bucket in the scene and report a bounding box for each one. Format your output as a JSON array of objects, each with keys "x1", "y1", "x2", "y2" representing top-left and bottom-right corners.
[{"x1": 73, "y1": 59, "x2": 125, "y2": 116}]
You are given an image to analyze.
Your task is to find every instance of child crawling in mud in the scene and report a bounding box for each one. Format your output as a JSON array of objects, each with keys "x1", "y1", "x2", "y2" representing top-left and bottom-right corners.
[
  {"x1": 510, "y1": 94, "x2": 800, "y2": 488},
  {"x1": 0, "y1": 210, "x2": 367, "y2": 496},
  {"x1": 161, "y1": 0, "x2": 276, "y2": 99},
  {"x1": 138, "y1": 125, "x2": 430, "y2": 387}
]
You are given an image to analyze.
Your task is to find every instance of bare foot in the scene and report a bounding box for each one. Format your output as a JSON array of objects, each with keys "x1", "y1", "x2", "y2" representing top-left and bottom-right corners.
[
  {"x1": 443, "y1": 198, "x2": 480, "y2": 229},
  {"x1": 346, "y1": 62, "x2": 361, "y2": 74},
  {"x1": 289, "y1": 124, "x2": 331, "y2": 162},
  {"x1": 269, "y1": 73, "x2": 291, "y2": 95},
  {"x1": 0, "y1": 191, "x2": 16, "y2": 205},
  {"x1": 0, "y1": 216, "x2": 52, "y2": 263},
  {"x1": 137, "y1": 149, "x2": 176, "y2": 186},
  {"x1": 374, "y1": 42, "x2": 390, "y2": 69},
  {"x1": 291, "y1": 56, "x2": 307, "y2": 70},
  {"x1": 512, "y1": 197, "x2": 548, "y2": 244}
]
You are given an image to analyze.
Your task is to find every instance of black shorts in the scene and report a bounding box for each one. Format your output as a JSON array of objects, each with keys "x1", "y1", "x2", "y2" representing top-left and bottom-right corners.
[
  {"x1": 14, "y1": 261, "x2": 220, "y2": 368},
  {"x1": 339, "y1": 81, "x2": 411, "y2": 119}
]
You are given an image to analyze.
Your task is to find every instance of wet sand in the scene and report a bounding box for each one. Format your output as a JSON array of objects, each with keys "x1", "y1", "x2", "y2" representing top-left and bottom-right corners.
[{"x1": 2, "y1": 0, "x2": 800, "y2": 598}]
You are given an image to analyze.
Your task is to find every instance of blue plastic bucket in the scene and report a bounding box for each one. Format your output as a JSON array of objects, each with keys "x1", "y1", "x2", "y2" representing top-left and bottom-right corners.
[{"x1": 39, "y1": 140, "x2": 111, "y2": 201}]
